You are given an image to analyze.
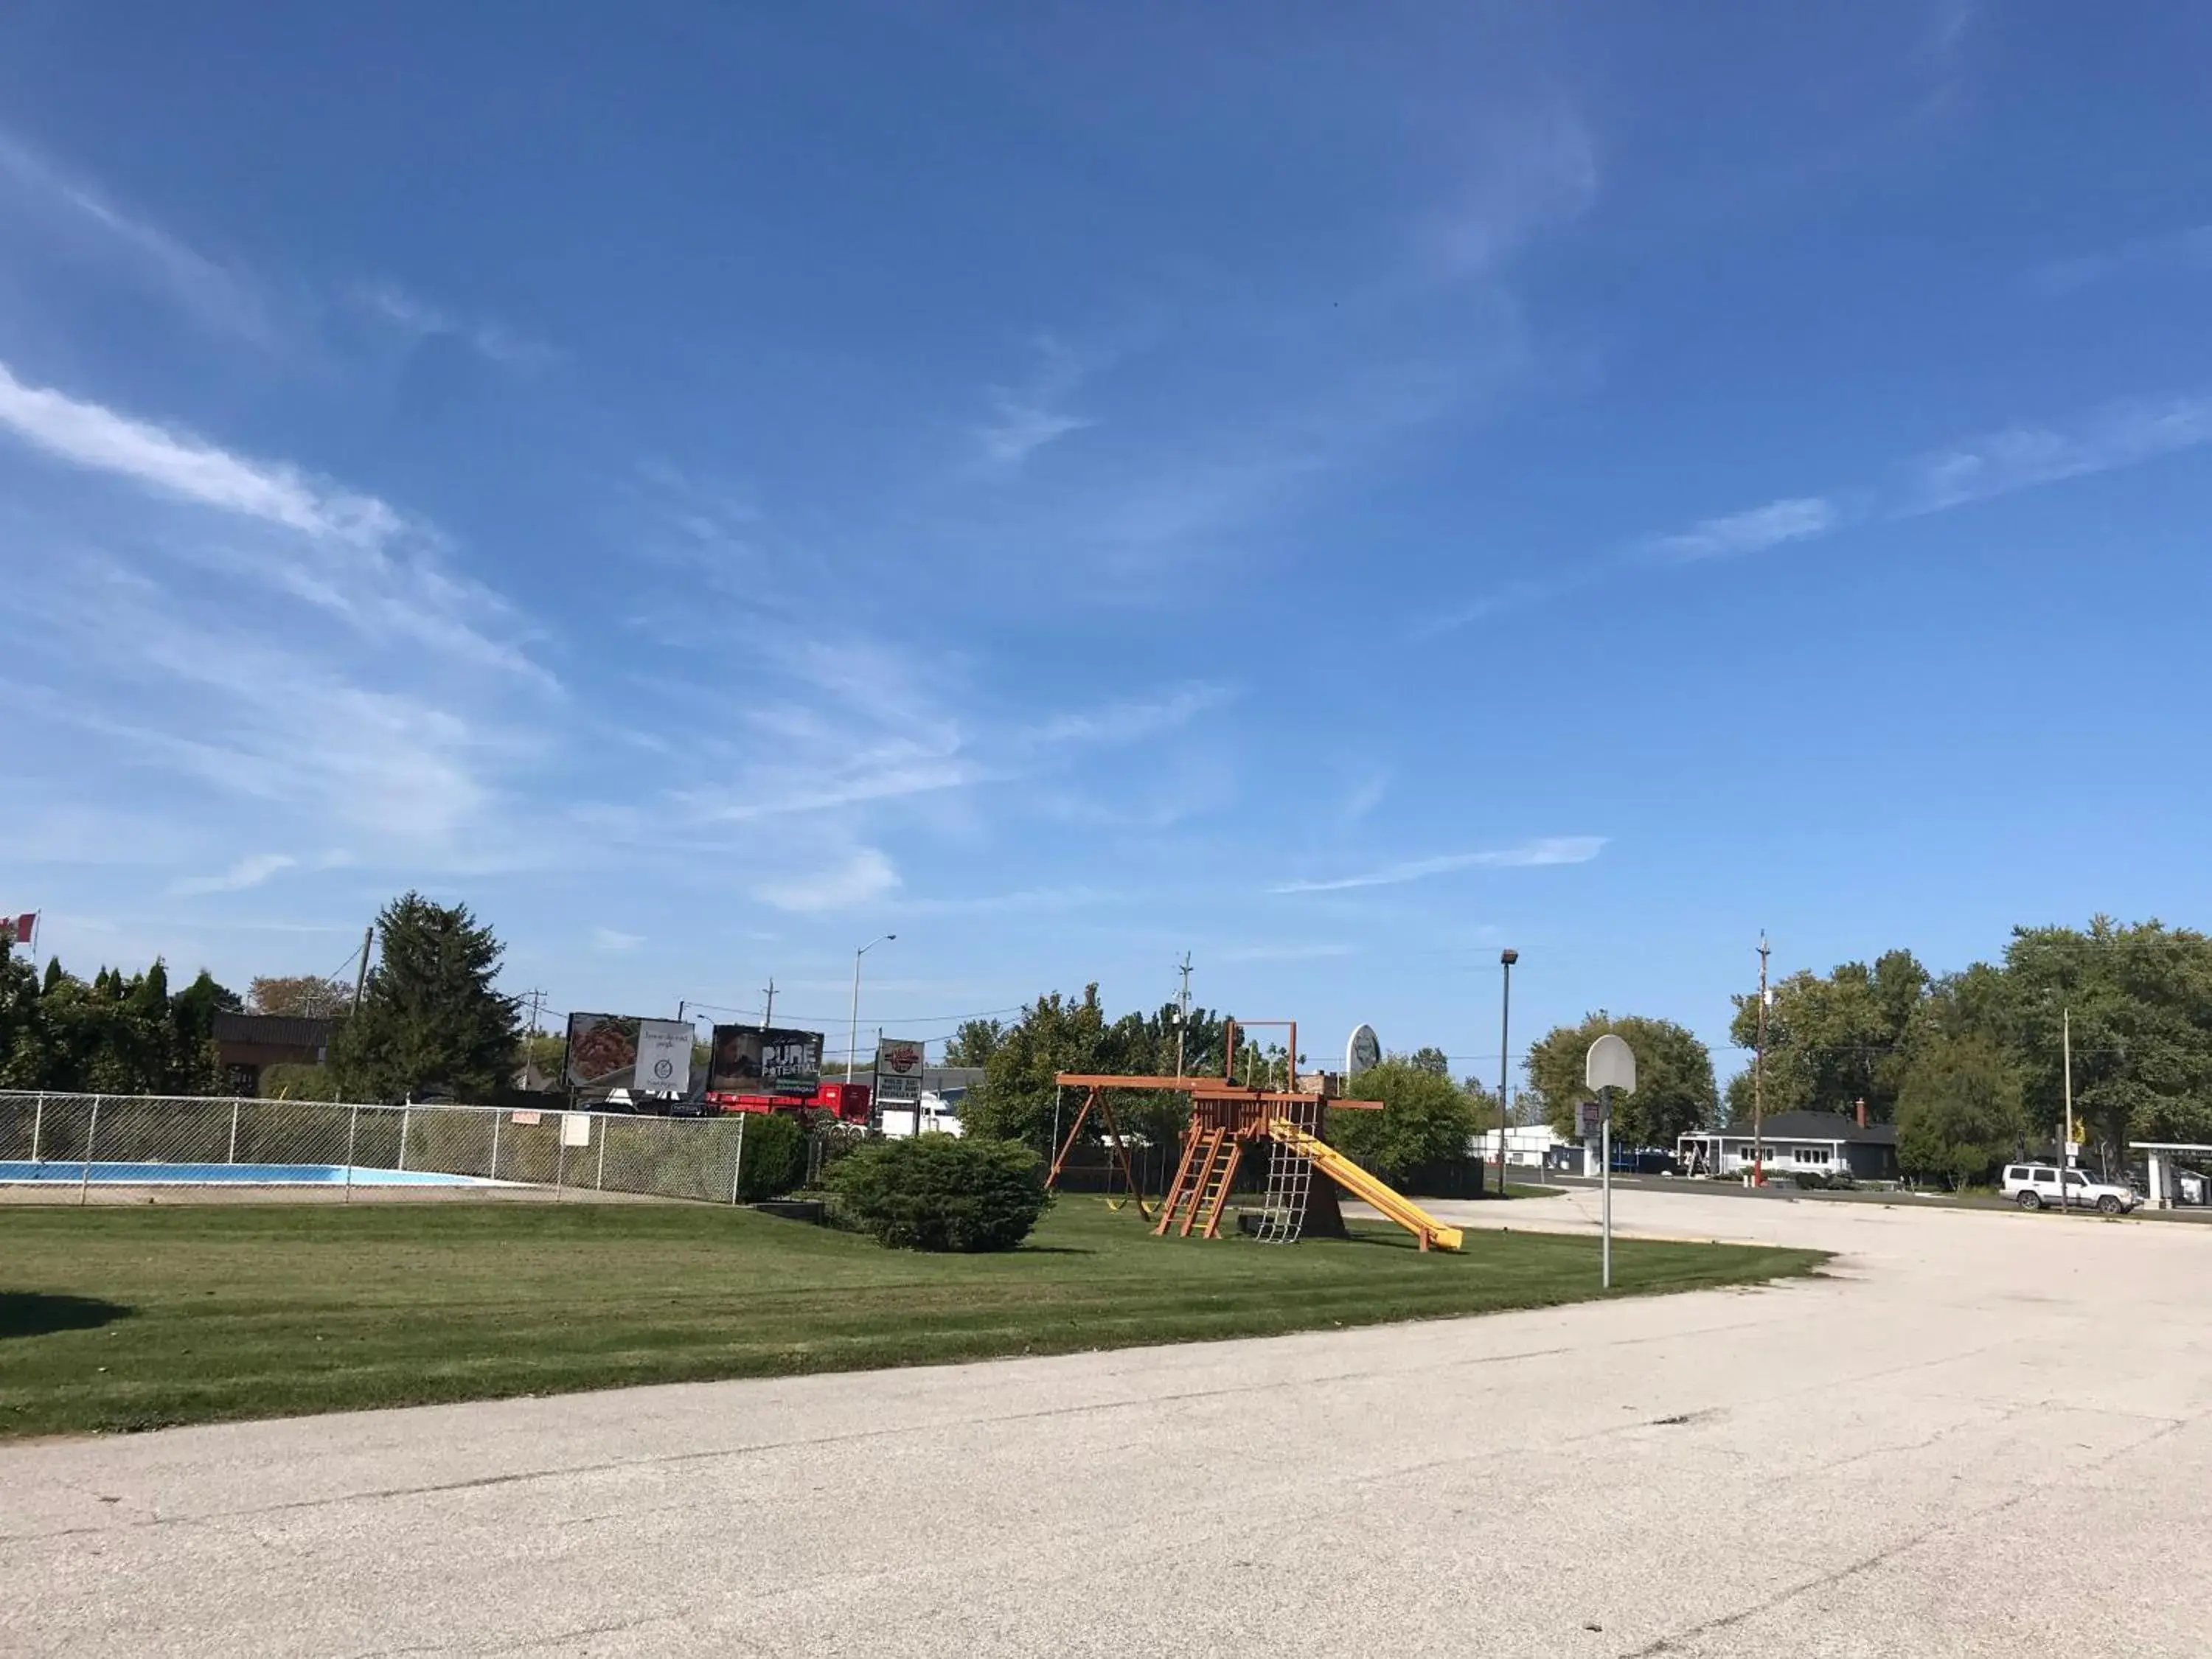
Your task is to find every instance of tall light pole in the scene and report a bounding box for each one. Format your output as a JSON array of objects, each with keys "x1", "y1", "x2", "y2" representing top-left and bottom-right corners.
[
  {"x1": 847, "y1": 935, "x2": 896, "y2": 1082},
  {"x1": 1496, "y1": 949, "x2": 1517, "y2": 1200}
]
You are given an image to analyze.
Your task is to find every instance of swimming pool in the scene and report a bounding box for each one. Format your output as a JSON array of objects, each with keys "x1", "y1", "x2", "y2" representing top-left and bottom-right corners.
[{"x1": 0, "y1": 1161, "x2": 520, "y2": 1187}]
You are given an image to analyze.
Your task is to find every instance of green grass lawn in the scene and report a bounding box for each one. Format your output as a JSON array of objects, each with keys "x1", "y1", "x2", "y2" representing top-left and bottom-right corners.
[{"x1": 0, "y1": 1200, "x2": 1824, "y2": 1439}]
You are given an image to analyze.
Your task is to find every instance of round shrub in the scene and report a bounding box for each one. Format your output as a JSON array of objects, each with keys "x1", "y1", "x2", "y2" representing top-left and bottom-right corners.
[
  {"x1": 826, "y1": 1136, "x2": 1051, "y2": 1251},
  {"x1": 734, "y1": 1110, "x2": 806, "y2": 1202}
]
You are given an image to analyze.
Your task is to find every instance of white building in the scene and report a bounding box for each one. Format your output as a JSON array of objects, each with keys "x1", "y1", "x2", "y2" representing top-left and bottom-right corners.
[{"x1": 1470, "y1": 1125, "x2": 1567, "y2": 1168}]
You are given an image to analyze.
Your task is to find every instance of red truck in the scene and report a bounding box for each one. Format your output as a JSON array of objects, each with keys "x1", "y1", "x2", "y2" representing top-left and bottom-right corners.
[{"x1": 705, "y1": 1079, "x2": 872, "y2": 1126}]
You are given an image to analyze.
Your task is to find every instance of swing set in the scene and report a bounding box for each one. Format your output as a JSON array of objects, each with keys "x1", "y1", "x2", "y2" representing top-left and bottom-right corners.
[{"x1": 1046, "y1": 1018, "x2": 1464, "y2": 1251}]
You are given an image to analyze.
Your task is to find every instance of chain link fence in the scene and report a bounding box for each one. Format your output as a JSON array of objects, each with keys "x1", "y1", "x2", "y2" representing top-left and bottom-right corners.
[{"x1": 0, "y1": 1090, "x2": 804, "y2": 1206}]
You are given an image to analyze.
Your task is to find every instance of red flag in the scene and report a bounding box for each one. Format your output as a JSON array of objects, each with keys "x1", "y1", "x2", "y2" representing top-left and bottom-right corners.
[{"x1": 10, "y1": 914, "x2": 32, "y2": 950}]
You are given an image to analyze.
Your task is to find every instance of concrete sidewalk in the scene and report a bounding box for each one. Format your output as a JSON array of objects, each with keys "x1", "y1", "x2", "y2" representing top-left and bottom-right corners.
[{"x1": 2, "y1": 1189, "x2": 2207, "y2": 1656}]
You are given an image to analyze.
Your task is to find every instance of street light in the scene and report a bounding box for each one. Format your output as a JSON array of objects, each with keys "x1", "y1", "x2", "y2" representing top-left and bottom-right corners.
[
  {"x1": 1497, "y1": 950, "x2": 1517, "y2": 1201},
  {"x1": 847, "y1": 935, "x2": 896, "y2": 1083}
]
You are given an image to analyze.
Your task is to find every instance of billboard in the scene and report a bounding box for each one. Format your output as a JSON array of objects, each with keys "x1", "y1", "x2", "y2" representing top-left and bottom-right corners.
[
  {"x1": 874, "y1": 1038, "x2": 926, "y2": 1105},
  {"x1": 633, "y1": 1019, "x2": 694, "y2": 1095},
  {"x1": 709, "y1": 1025, "x2": 825, "y2": 1096},
  {"x1": 563, "y1": 1013, "x2": 694, "y2": 1094}
]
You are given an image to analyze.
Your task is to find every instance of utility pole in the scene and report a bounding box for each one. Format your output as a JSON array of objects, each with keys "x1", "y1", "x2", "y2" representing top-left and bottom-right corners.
[
  {"x1": 1174, "y1": 952, "x2": 1193, "y2": 1078},
  {"x1": 761, "y1": 977, "x2": 776, "y2": 1030},
  {"x1": 2062, "y1": 1007, "x2": 2075, "y2": 1208},
  {"x1": 350, "y1": 924, "x2": 375, "y2": 1016},
  {"x1": 520, "y1": 989, "x2": 548, "y2": 1038},
  {"x1": 1753, "y1": 931, "x2": 1770, "y2": 1187}
]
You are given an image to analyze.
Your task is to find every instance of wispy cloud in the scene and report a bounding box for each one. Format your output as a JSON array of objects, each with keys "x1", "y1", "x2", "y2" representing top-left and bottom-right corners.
[
  {"x1": 1020, "y1": 683, "x2": 1232, "y2": 748},
  {"x1": 981, "y1": 397, "x2": 1091, "y2": 466},
  {"x1": 681, "y1": 638, "x2": 981, "y2": 824},
  {"x1": 2031, "y1": 226, "x2": 2212, "y2": 296},
  {"x1": 0, "y1": 358, "x2": 541, "y2": 680},
  {"x1": 1341, "y1": 773, "x2": 1390, "y2": 824},
  {"x1": 0, "y1": 126, "x2": 279, "y2": 348},
  {"x1": 591, "y1": 928, "x2": 644, "y2": 952},
  {"x1": 1269, "y1": 835, "x2": 1605, "y2": 894},
  {"x1": 1424, "y1": 97, "x2": 1600, "y2": 282},
  {"x1": 977, "y1": 335, "x2": 1093, "y2": 467},
  {"x1": 13, "y1": 567, "x2": 517, "y2": 856},
  {"x1": 1410, "y1": 571, "x2": 1598, "y2": 640},
  {"x1": 1649, "y1": 496, "x2": 1840, "y2": 561},
  {"x1": 894, "y1": 886, "x2": 1118, "y2": 917},
  {"x1": 354, "y1": 281, "x2": 560, "y2": 372},
  {"x1": 169, "y1": 852, "x2": 298, "y2": 896},
  {"x1": 1909, "y1": 394, "x2": 2212, "y2": 511},
  {"x1": 0, "y1": 359, "x2": 394, "y2": 542},
  {"x1": 756, "y1": 846, "x2": 901, "y2": 913}
]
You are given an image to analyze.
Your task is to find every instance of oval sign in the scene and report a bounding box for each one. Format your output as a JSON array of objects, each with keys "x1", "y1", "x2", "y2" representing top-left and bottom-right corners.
[{"x1": 1346, "y1": 1023, "x2": 1381, "y2": 1078}]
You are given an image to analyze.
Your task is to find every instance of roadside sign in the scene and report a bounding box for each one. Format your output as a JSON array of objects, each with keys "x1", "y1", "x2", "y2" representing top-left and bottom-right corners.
[
  {"x1": 1346, "y1": 1024, "x2": 1381, "y2": 1078},
  {"x1": 874, "y1": 1038, "x2": 926, "y2": 1105}
]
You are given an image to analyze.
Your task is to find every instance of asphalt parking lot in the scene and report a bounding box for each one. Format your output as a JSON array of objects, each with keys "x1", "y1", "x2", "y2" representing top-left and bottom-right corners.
[{"x1": 3, "y1": 1187, "x2": 2206, "y2": 1657}]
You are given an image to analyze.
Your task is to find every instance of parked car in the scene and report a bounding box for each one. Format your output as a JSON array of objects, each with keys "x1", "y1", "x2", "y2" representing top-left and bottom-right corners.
[{"x1": 2000, "y1": 1164, "x2": 2139, "y2": 1214}]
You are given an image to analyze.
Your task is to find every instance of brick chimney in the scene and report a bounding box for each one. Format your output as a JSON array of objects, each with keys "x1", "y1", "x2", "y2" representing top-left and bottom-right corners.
[{"x1": 1855, "y1": 1098, "x2": 1867, "y2": 1129}]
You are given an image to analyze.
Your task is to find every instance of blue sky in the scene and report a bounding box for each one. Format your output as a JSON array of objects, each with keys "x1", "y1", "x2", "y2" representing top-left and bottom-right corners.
[{"x1": 3, "y1": 1, "x2": 2208, "y2": 1080}]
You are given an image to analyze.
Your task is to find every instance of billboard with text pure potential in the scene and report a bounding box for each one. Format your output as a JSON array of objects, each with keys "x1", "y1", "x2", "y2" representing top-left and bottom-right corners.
[{"x1": 708, "y1": 1025, "x2": 825, "y2": 1096}]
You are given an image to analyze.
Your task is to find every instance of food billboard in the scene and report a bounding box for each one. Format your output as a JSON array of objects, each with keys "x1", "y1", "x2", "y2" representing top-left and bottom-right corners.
[
  {"x1": 563, "y1": 1012, "x2": 695, "y2": 1094},
  {"x1": 709, "y1": 1025, "x2": 824, "y2": 1096}
]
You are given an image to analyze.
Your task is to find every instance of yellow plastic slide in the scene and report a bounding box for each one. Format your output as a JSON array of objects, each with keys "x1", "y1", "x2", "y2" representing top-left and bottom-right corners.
[{"x1": 1267, "y1": 1121, "x2": 1464, "y2": 1251}]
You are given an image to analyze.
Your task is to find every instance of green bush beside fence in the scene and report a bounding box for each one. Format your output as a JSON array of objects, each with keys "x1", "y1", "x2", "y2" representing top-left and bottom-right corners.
[{"x1": 827, "y1": 1135, "x2": 1051, "y2": 1251}]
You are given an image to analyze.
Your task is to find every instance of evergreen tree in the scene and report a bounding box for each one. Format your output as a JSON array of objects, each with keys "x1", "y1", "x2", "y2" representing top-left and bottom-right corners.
[{"x1": 333, "y1": 893, "x2": 519, "y2": 1102}]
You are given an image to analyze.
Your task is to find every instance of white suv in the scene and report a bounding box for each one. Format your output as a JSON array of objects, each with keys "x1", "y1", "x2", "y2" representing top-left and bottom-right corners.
[{"x1": 2000, "y1": 1164, "x2": 2138, "y2": 1214}]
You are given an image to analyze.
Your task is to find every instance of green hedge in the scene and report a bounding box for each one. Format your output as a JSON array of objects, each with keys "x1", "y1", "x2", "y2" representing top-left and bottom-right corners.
[
  {"x1": 825, "y1": 1136, "x2": 1050, "y2": 1251},
  {"x1": 733, "y1": 1111, "x2": 805, "y2": 1202}
]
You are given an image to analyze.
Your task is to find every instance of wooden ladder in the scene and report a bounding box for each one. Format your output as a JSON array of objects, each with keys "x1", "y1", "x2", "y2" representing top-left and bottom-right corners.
[
  {"x1": 1157, "y1": 1126, "x2": 1242, "y2": 1239},
  {"x1": 1183, "y1": 1129, "x2": 1242, "y2": 1239}
]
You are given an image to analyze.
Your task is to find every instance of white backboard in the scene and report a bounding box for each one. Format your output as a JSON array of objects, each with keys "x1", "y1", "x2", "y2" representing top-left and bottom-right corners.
[{"x1": 1585, "y1": 1032, "x2": 1637, "y2": 1093}]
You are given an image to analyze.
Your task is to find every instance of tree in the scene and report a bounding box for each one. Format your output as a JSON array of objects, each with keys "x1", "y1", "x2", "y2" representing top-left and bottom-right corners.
[
  {"x1": 1725, "y1": 950, "x2": 1930, "y2": 1124},
  {"x1": 962, "y1": 989, "x2": 1228, "y2": 1150},
  {"x1": 1408, "y1": 1046, "x2": 1452, "y2": 1077},
  {"x1": 1895, "y1": 1031, "x2": 2026, "y2": 1189},
  {"x1": 1997, "y1": 917, "x2": 2212, "y2": 1162},
  {"x1": 1325, "y1": 1058, "x2": 1478, "y2": 1182},
  {"x1": 0, "y1": 931, "x2": 46, "y2": 1088},
  {"x1": 963, "y1": 987, "x2": 1116, "y2": 1147},
  {"x1": 332, "y1": 894, "x2": 519, "y2": 1102},
  {"x1": 1527, "y1": 1012, "x2": 1718, "y2": 1150},
  {"x1": 248, "y1": 975, "x2": 355, "y2": 1018},
  {"x1": 943, "y1": 1018, "x2": 1006, "y2": 1068},
  {"x1": 173, "y1": 969, "x2": 243, "y2": 1046},
  {"x1": 10, "y1": 957, "x2": 227, "y2": 1095}
]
